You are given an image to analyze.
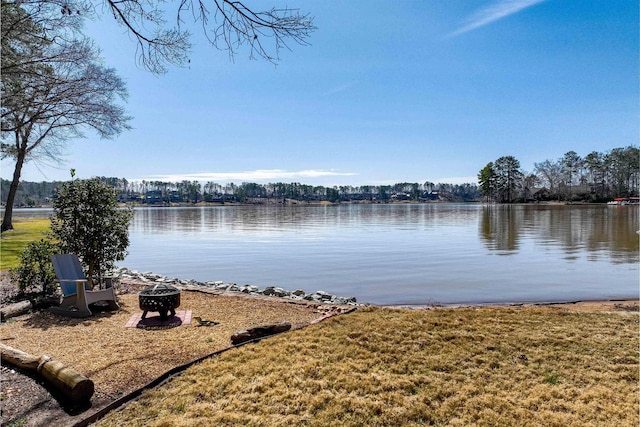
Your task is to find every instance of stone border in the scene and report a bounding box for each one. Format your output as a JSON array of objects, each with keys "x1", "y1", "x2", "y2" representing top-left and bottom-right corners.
[{"x1": 114, "y1": 268, "x2": 364, "y2": 306}]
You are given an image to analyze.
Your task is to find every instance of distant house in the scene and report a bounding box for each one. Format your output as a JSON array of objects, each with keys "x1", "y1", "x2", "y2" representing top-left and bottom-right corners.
[
  {"x1": 170, "y1": 191, "x2": 182, "y2": 203},
  {"x1": 532, "y1": 187, "x2": 550, "y2": 201},
  {"x1": 391, "y1": 193, "x2": 412, "y2": 201},
  {"x1": 128, "y1": 193, "x2": 142, "y2": 202},
  {"x1": 421, "y1": 191, "x2": 439, "y2": 201},
  {"x1": 145, "y1": 190, "x2": 163, "y2": 204}
]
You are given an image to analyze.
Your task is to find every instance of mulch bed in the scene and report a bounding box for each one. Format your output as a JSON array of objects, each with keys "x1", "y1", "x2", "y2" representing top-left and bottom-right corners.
[{"x1": 0, "y1": 277, "x2": 348, "y2": 427}]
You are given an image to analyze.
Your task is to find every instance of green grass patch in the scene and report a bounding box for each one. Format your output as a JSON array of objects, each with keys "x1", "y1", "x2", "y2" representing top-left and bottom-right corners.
[
  {"x1": 6, "y1": 417, "x2": 28, "y2": 427},
  {"x1": 545, "y1": 370, "x2": 560, "y2": 385},
  {"x1": 0, "y1": 218, "x2": 51, "y2": 271}
]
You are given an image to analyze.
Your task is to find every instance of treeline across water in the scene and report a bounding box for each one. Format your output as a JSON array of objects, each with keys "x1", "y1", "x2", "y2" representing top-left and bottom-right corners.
[
  {"x1": 1, "y1": 179, "x2": 480, "y2": 207},
  {"x1": 478, "y1": 146, "x2": 639, "y2": 203},
  {"x1": 3, "y1": 145, "x2": 636, "y2": 207}
]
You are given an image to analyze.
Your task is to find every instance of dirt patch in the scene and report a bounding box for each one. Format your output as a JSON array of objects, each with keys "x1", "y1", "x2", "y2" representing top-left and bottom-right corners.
[{"x1": 0, "y1": 278, "x2": 347, "y2": 427}]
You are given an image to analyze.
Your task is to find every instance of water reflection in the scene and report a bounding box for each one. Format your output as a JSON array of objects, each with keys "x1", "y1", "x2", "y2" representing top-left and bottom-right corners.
[
  {"x1": 479, "y1": 205, "x2": 521, "y2": 254},
  {"x1": 479, "y1": 205, "x2": 638, "y2": 262},
  {"x1": 131, "y1": 204, "x2": 638, "y2": 263}
]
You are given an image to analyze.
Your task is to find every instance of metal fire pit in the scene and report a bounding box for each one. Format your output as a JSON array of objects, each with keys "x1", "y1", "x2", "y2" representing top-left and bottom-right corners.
[{"x1": 139, "y1": 284, "x2": 181, "y2": 320}]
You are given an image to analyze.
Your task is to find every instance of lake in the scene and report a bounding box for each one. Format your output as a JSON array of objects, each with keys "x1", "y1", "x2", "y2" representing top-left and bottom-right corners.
[{"x1": 11, "y1": 204, "x2": 639, "y2": 305}]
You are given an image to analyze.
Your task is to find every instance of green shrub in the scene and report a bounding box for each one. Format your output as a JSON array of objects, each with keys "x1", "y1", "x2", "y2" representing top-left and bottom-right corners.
[
  {"x1": 50, "y1": 175, "x2": 133, "y2": 288},
  {"x1": 9, "y1": 239, "x2": 58, "y2": 299}
]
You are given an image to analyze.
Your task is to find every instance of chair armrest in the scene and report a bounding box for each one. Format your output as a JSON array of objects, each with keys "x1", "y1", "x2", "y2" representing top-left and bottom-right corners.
[{"x1": 58, "y1": 279, "x2": 88, "y2": 296}]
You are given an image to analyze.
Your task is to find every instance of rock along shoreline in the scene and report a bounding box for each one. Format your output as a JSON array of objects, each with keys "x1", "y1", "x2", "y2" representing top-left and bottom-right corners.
[{"x1": 116, "y1": 267, "x2": 364, "y2": 306}]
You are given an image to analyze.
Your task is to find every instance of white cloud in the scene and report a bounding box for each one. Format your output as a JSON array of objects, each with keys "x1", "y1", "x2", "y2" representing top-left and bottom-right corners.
[
  {"x1": 323, "y1": 83, "x2": 354, "y2": 96},
  {"x1": 448, "y1": 0, "x2": 547, "y2": 38},
  {"x1": 433, "y1": 176, "x2": 479, "y2": 185},
  {"x1": 136, "y1": 169, "x2": 357, "y2": 183}
]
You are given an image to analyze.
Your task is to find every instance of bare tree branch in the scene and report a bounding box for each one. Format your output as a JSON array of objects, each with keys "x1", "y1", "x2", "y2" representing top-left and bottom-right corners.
[
  {"x1": 201, "y1": 1, "x2": 315, "y2": 63},
  {"x1": 8, "y1": 0, "x2": 315, "y2": 74},
  {"x1": 1, "y1": 1, "x2": 131, "y2": 231}
]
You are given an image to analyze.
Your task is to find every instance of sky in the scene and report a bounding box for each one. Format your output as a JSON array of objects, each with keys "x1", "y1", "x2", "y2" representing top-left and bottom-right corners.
[{"x1": 2, "y1": 0, "x2": 638, "y2": 187}]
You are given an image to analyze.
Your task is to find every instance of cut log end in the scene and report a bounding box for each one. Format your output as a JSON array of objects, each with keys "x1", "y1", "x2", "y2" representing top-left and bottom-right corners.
[{"x1": 38, "y1": 359, "x2": 95, "y2": 403}]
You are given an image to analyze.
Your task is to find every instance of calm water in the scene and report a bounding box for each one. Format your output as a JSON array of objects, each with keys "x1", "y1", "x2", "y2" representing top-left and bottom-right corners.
[{"x1": 12, "y1": 204, "x2": 639, "y2": 305}]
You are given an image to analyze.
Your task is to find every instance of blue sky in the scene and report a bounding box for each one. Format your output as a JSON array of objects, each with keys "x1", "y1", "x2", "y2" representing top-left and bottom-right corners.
[{"x1": 3, "y1": 0, "x2": 637, "y2": 187}]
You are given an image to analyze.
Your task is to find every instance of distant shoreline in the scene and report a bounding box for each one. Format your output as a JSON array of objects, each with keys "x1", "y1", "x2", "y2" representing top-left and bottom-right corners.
[
  {"x1": 3, "y1": 199, "x2": 620, "y2": 211},
  {"x1": 386, "y1": 298, "x2": 640, "y2": 310}
]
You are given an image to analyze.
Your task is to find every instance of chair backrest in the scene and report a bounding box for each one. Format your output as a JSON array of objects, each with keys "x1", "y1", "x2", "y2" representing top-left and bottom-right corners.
[{"x1": 52, "y1": 254, "x2": 89, "y2": 295}]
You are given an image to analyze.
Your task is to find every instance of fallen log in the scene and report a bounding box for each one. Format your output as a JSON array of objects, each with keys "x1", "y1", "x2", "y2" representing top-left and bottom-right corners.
[
  {"x1": 38, "y1": 357, "x2": 94, "y2": 404},
  {"x1": 1, "y1": 300, "x2": 32, "y2": 321},
  {"x1": 231, "y1": 322, "x2": 291, "y2": 345},
  {"x1": 0, "y1": 342, "x2": 40, "y2": 370},
  {"x1": 0, "y1": 343, "x2": 94, "y2": 404}
]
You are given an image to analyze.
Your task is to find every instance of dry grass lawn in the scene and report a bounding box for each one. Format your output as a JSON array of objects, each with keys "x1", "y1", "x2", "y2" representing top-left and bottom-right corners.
[{"x1": 94, "y1": 304, "x2": 639, "y2": 427}]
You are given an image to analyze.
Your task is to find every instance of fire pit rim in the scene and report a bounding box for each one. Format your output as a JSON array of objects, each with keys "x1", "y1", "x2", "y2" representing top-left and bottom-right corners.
[
  {"x1": 139, "y1": 283, "x2": 181, "y2": 296},
  {"x1": 138, "y1": 284, "x2": 181, "y2": 320}
]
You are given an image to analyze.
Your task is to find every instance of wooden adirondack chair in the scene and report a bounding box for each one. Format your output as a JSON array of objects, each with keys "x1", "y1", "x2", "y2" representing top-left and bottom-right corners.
[{"x1": 50, "y1": 254, "x2": 120, "y2": 317}]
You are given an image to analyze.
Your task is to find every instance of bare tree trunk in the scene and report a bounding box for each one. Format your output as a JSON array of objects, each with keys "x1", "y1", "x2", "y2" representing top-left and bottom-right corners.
[
  {"x1": 87, "y1": 259, "x2": 95, "y2": 289},
  {"x1": 1, "y1": 150, "x2": 26, "y2": 233}
]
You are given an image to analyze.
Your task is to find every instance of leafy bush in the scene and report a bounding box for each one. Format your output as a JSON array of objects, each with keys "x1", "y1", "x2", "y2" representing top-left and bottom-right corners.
[
  {"x1": 9, "y1": 239, "x2": 58, "y2": 299},
  {"x1": 50, "y1": 175, "x2": 133, "y2": 288}
]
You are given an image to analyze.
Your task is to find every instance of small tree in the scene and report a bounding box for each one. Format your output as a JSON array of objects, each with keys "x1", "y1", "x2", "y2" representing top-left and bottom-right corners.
[
  {"x1": 561, "y1": 151, "x2": 583, "y2": 202},
  {"x1": 494, "y1": 156, "x2": 523, "y2": 203},
  {"x1": 50, "y1": 174, "x2": 133, "y2": 288},
  {"x1": 478, "y1": 162, "x2": 496, "y2": 202},
  {"x1": 534, "y1": 159, "x2": 564, "y2": 199}
]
